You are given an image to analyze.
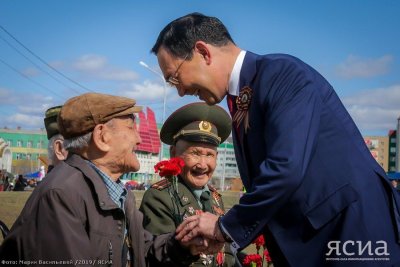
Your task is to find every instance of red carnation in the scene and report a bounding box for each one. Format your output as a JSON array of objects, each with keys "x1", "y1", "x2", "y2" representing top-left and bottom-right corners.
[
  {"x1": 154, "y1": 157, "x2": 184, "y2": 178},
  {"x1": 264, "y1": 249, "x2": 272, "y2": 263},
  {"x1": 216, "y1": 251, "x2": 224, "y2": 266},
  {"x1": 242, "y1": 254, "x2": 262, "y2": 267},
  {"x1": 252, "y1": 235, "x2": 265, "y2": 251}
]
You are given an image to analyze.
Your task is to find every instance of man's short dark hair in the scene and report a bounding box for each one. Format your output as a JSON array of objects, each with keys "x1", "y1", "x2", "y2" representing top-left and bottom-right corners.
[{"x1": 151, "y1": 12, "x2": 234, "y2": 59}]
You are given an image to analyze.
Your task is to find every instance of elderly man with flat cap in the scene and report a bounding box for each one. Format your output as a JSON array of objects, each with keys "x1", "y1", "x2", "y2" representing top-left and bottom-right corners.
[
  {"x1": 0, "y1": 93, "x2": 203, "y2": 266},
  {"x1": 44, "y1": 105, "x2": 68, "y2": 173},
  {"x1": 140, "y1": 102, "x2": 237, "y2": 267}
]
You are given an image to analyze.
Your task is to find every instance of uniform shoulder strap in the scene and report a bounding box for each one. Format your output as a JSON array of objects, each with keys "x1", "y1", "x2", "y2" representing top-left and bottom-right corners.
[{"x1": 151, "y1": 179, "x2": 171, "y2": 190}]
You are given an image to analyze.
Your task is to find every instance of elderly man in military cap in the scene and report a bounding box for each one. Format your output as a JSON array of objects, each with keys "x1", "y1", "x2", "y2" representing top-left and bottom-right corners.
[
  {"x1": 0, "y1": 93, "x2": 204, "y2": 266},
  {"x1": 140, "y1": 102, "x2": 237, "y2": 267},
  {"x1": 44, "y1": 105, "x2": 68, "y2": 173}
]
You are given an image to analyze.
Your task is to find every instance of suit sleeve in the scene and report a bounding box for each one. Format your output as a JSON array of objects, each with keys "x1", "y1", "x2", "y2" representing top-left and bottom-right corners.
[{"x1": 223, "y1": 58, "x2": 324, "y2": 248}]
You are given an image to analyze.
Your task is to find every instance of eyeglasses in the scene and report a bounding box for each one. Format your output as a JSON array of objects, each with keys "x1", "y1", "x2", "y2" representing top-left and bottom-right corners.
[{"x1": 166, "y1": 53, "x2": 190, "y2": 87}]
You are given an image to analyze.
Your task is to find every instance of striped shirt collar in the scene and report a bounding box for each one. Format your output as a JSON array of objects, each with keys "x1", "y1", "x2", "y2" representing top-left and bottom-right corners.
[{"x1": 86, "y1": 160, "x2": 127, "y2": 210}]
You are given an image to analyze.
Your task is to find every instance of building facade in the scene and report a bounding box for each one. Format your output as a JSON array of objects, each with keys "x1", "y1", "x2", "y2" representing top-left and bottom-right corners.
[
  {"x1": 363, "y1": 135, "x2": 389, "y2": 172},
  {"x1": 0, "y1": 128, "x2": 48, "y2": 175},
  {"x1": 0, "y1": 137, "x2": 12, "y2": 172},
  {"x1": 388, "y1": 130, "x2": 397, "y2": 172}
]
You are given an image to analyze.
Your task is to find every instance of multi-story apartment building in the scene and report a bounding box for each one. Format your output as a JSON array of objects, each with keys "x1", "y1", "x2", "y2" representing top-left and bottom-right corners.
[
  {"x1": 388, "y1": 130, "x2": 397, "y2": 172},
  {"x1": 213, "y1": 138, "x2": 240, "y2": 190},
  {"x1": 363, "y1": 135, "x2": 389, "y2": 172},
  {"x1": 0, "y1": 127, "x2": 48, "y2": 175}
]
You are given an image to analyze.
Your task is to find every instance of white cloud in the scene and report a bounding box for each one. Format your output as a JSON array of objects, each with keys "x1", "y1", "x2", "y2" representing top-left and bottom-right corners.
[
  {"x1": 74, "y1": 54, "x2": 107, "y2": 71},
  {"x1": 4, "y1": 113, "x2": 43, "y2": 128},
  {"x1": 343, "y1": 84, "x2": 400, "y2": 133},
  {"x1": 21, "y1": 67, "x2": 40, "y2": 77},
  {"x1": 336, "y1": 54, "x2": 393, "y2": 79},
  {"x1": 73, "y1": 54, "x2": 138, "y2": 81},
  {"x1": 48, "y1": 60, "x2": 65, "y2": 69},
  {"x1": 121, "y1": 80, "x2": 170, "y2": 101}
]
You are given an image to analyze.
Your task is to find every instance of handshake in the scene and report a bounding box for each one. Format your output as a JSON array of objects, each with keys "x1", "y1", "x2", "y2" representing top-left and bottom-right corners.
[{"x1": 175, "y1": 212, "x2": 232, "y2": 255}]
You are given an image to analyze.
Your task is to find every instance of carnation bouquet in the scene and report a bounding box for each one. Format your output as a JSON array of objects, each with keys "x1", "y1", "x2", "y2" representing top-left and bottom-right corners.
[{"x1": 242, "y1": 235, "x2": 273, "y2": 267}]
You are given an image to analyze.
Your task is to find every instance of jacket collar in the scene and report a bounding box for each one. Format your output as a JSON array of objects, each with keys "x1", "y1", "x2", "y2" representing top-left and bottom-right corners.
[{"x1": 65, "y1": 154, "x2": 119, "y2": 210}]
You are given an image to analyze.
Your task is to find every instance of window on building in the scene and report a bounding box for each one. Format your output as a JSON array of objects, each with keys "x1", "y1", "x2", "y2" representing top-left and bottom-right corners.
[
  {"x1": 390, "y1": 147, "x2": 396, "y2": 153},
  {"x1": 6, "y1": 140, "x2": 11, "y2": 146},
  {"x1": 37, "y1": 141, "x2": 43, "y2": 149},
  {"x1": 27, "y1": 141, "x2": 32, "y2": 148},
  {"x1": 26, "y1": 154, "x2": 31, "y2": 160},
  {"x1": 17, "y1": 140, "x2": 22, "y2": 147},
  {"x1": 16, "y1": 153, "x2": 21, "y2": 160},
  {"x1": 391, "y1": 138, "x2": 396, "y2": 143}
]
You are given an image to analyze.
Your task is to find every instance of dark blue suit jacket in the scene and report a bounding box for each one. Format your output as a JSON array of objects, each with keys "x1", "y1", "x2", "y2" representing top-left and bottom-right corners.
[{"x1": 222, "y1": 52, "x2": 400, "y2": 266}]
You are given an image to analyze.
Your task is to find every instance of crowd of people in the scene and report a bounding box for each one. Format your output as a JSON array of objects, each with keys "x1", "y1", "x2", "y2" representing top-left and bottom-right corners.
[{"x1": 1, "y1": 12, "x2": 400, "y2": 267}]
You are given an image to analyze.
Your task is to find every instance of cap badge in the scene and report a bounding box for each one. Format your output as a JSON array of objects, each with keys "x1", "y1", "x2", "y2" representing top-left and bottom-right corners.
[
  {"x1": 199, "y1": 121, "x2": 212, "y2": 132},
  {"x1": 233, "y1": 86, "x2": 252, "y2": 133}
]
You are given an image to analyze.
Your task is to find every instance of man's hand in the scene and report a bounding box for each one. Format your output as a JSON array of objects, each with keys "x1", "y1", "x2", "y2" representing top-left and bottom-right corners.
[
  {"x1": 175, "y1": 212, "x2": 224, "y2": 242},
  {"x1": 178, "y1": 236, "x2": 208, "y2": 255}
]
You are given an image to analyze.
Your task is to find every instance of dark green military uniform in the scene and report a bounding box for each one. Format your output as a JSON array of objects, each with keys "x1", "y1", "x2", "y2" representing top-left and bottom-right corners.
[
  {"x1": 140, "y1": 177, "x2": 236, "y2": 266},
  {"x1": 140, "y1": 102, "x2": 236, "y2": 266}
]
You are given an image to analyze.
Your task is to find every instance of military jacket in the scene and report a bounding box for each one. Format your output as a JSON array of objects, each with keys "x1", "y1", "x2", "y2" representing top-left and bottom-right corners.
[{"x1": 140, "y1": 177, "x2": 236, "y2": 267}]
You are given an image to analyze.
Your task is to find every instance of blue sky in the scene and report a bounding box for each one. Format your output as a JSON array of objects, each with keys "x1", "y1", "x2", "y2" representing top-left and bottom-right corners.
[{"x1": 0, "y1": 0, "x2": 399, "y2": 136}]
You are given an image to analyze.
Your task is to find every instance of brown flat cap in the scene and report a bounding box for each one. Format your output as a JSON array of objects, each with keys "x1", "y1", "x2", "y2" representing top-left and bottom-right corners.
[
  {"x1": 44, "y1": 105, "x2": 62, "y2": 139},
  {"x1": 161, "y1": 102, "x2": 231, "y2": 146},
  {"x1": 58, "y1": 93, "x2": 142, "y2": 139}
]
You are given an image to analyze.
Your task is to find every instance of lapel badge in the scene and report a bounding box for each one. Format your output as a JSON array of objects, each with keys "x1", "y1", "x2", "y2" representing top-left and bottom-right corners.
[
  {"x1": 233, "y1": 86, "x2": 252, "y2": 133},
  {"x1": 182, "y1": 196, "x2": 189, "y2": 203},
  {"x1": 188, "y1": 206, "x2": 195, "y2": 214}
]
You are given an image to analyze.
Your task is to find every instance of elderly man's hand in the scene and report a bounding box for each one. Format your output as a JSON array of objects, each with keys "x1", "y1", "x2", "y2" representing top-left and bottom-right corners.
[
  {"x1": 178, "y1": 236, "x2": 208, "y2": 255},
  {"x1": 175, "y1": 212, "x2": 224, "y2": 243},
  {"x1": 178, "y1": 235, "x2": 225, "y2": 255}
]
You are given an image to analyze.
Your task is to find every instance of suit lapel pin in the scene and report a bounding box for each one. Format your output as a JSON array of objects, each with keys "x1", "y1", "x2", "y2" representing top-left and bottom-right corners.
[{"x1": 233, "y1": 86, "x2": 252, "y2": 133}]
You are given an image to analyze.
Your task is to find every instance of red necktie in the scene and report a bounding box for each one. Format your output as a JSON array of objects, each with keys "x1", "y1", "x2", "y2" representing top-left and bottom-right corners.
[{"x1": 227, "y1": 94, "x2": 237, "y2": 118}]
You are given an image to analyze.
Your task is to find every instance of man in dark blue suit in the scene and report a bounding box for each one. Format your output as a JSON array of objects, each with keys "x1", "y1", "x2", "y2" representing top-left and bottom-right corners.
[{"x1": 152, "y1": 13, "x2": 400, "y2": 266}]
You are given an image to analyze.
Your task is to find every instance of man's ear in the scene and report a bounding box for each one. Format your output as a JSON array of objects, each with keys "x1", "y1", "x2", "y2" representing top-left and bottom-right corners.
[
  {"x1": 53, "y1": 140, "x2": 67, "y2": 160},
  {"x1": 194, "y1": 41, "x2": 211, "y2": 64},
  {"x1": 92, "y1": 124, "x2": 111, "y2": 152}
]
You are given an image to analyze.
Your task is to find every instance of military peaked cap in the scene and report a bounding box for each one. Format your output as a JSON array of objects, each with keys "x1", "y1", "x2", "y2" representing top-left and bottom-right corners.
[{"x1": 160, "y1": 102, "x2": 231, "y2": 146}]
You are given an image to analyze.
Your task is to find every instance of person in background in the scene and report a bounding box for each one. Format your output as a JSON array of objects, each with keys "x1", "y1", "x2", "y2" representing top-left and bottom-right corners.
[
  {"x1": 3, "y1": 174, "x2": 10, "y2": 191},
  {"x1": 152, "y1": 12, "x2": 400, "y2": 266},
  {"x1": 140, "y1": 102, "x2": 237, "y2": 267},
  {"x1": 12, "y1": 174, "x2": 27, "y2": 191},
  {"x1": 44, "y1": 105, "x2": 68, "y2": 173},
  {"x1": 0, "y1": 93, "x2": 205, "y2": 266}
]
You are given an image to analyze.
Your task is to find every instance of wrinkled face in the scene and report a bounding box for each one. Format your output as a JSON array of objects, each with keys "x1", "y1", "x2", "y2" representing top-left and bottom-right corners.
[
  {"x1": 171, "y1": 140, "x2": 218, "y2": 189},
  {"x1": 106, "y1": 115, "x2": 141, "y2": 173},
  {"x1": 156, "y1": 46, "x2": 227, "y2": 105}
]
